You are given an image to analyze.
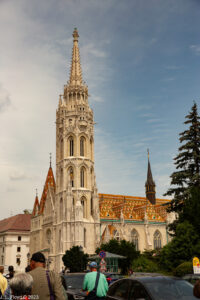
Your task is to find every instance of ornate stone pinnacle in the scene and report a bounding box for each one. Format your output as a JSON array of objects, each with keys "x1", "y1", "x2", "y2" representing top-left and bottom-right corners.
[{"x1": 73, "y1": 28, "x2": 79, "y2": 41}]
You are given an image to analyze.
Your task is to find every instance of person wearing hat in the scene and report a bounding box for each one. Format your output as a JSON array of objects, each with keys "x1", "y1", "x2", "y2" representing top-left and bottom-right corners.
[
  {"x1": 29, "y1": 251, "x2": 66, "y2": 300},
  {"x1": 83, "y1": 261, "x2": 108, "y2": 300}
]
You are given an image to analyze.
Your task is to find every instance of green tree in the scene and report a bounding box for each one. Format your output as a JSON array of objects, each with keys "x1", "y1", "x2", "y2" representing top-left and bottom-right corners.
[
  {"x1": 165, "y1": 102, "x2": 200, "y2": 232},
  {"x1": 179, "y1": 186, "x2": 200, "y2": 234},
  {"x1": 159, "y1": 221, "x2": 200, "y2": 271},
  {"x1": 96, "y1": 239, "x2": 139, "y2": 274},
  {"x1": 62, "y1": 246, "x2": 88, "y2": 272}
]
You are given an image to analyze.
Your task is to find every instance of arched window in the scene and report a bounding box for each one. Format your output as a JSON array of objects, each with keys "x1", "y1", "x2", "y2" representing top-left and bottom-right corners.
[
  {"x1": 154, "y1": 230, "x2": 162, "y2": 249},
  {"x1": 60, "y1": 198, "x2": 63, "y2": 221},
  {"x1": 113, "y1": 230, "x2": 120, "y2": 241},
  {"x1": 69, "y1": 136, "x2": 74, "y2": 156},
  {"x1": 131, "y1": 229, "x2": 139, "y2": 251},
  {"x1": 80, "y1": 167, "x2": 85, "y2": 187},
  {"x1": 69, "y1": 167, "x2": 74, "y2": 187},
  {"x1": 80, "y1": 137, "x2": 85, "y2": 156},
  {"x1": 84, "y1": 228, "x2": 86, "y2": 248},
  {"x1": 46, "y1": 229, "x2": 51, "y2": 245},
  {"x1": 81, "y1": 197, "x2": 87, "y2": 218}
]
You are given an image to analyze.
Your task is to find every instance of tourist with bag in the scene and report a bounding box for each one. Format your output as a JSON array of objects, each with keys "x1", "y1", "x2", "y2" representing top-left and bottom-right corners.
[
  {"x1": 83, "y1": 262, "x2": 108, "y2": 300},
  {"x1": 29, "y1": 251, "x2": 66, "y2": 300}
]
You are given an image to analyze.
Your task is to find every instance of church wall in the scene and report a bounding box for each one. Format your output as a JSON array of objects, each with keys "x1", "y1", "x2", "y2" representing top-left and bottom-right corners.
[{"x1": 101, "y1": 221, "x2": 168, "y2": 252}]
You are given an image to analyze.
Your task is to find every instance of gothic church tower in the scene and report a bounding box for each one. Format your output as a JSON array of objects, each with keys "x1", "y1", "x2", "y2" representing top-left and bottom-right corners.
[{"x1": 54, "y1": 28, "x2": 100, "y2": 270}]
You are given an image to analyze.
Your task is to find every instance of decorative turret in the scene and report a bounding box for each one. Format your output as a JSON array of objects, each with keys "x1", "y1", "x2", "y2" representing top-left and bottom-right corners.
[{"x1": 145, "y1": 150, "x2": 156, "y2": 205}]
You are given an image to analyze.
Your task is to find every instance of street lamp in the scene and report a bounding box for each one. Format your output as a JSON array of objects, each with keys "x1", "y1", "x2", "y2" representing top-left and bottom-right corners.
[{"x1": 27, "y1": 252, "x2": 30, "y2": 265}]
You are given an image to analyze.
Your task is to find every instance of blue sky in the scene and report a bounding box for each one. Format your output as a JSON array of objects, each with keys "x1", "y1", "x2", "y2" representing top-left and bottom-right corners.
[{"x1": 0, "y1": 0, "x2": 200, "y2": 219}]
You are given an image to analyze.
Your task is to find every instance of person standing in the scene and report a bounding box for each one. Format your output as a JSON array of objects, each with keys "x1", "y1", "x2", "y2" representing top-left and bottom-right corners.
[
  {"x1": 9, "y1": 272, "x2": 33, "y2": 300},
  {"x1": 29, "y1": 251, "x2": 66, "y2": 300},
  {"x1": 5, "y1": 266, "x2": 15, "y2": 281},
  {"x1": 0, "y1": 266, "x2": 8, "y2": 297},
  {"x1": 83, "y1": 262, "x2": 108, "y2": 300}
]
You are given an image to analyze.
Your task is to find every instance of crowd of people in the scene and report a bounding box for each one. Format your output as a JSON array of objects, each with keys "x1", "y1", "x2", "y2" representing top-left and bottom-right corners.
[
  {"x1": 1, "y1": 253, "x2": 200, "y2": 300},
  {"x1": 0, "y1": 252, "x2": 108, "y2": 300}
]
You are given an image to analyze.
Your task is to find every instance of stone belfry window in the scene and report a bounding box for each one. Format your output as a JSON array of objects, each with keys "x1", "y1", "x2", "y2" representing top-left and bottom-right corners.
[
  {"x1": 69, "y1": 167, "x2": 74, "y2": 187},
  {"x1": 69, "y1": 137, "x2": 74, "y2": 156},
  {"x1": 80, "y1": 167, "x2": 85, "y2": 187},
  {"x1": 80, "y1": 137, "x2": 85, "y2": 156}
]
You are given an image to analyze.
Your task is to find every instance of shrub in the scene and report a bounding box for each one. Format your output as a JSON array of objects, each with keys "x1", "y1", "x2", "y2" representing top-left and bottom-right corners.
[
  {"x1": 132, "y1": 256, "x2": 159, "y2": 273},
  {"x1": 173, "y1": 261, "x2": 193, "y2": 277}
]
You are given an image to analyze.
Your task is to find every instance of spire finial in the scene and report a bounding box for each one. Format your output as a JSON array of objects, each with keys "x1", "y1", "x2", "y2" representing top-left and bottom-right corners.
[
  {"x1": 36, "y1": 188, "x2": 38, "y2": 197},
  {"x1": 73, "y1": 28, "x2": 79, "y2": 42},
  {"x1": 147, "y1": 148, "x2": 149, "y2": 160},
  {"x1": 49, "y1": 152, "x2": 52, "y2": 167},
  {"x1": 68, "y1": 28, "x2": 83, "y2": 86}
]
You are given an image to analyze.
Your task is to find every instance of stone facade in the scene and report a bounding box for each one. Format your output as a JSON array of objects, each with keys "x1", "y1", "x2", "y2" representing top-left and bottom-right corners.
[{"x1": 30, "y1": 29, "x2": 173, "y2": 272}]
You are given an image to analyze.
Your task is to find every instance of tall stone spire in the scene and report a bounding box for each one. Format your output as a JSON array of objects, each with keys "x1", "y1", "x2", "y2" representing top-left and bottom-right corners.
[
  {"x1": 69, "y1": 28, "x2": 83, "y2": 86},
  {"x1": 145, "y1": 149, "x2": 156, "y2": 204}
]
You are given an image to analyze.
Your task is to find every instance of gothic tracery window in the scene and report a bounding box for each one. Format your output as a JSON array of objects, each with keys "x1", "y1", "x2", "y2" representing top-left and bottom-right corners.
[
  {"x1": 154, "y1": 230, "x2": 162, "y2": 249},
  {"x1": 46, "y1": 229, "x2": 51, "y2": 245},
  {"x1": 69, "y1": 167, "x2": 74, "y2": 187},
  {"x1": 69, "y1": 136, "x2": 74, "y2": 156},
  {"x1": 80, "y1": 136, "x2": 85, "y2": 156},
  {"x1": 80, "y1": 167, "x2": 85, "y2": 187},
  {"x1": 131, "y1": 229, "x2": 139, "y2": 251}
]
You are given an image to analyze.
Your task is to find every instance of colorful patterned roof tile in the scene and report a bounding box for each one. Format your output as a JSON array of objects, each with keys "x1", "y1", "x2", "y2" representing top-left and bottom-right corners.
[
  {"x1": 99, "y1": 193, "x2": 170, "y2": 222},
  {"x1": 38, "y1": 166, "x2": 56, "y2": 215}
]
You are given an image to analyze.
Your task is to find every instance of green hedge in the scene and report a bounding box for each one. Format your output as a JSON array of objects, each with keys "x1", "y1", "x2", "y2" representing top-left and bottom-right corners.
[
  {"x1": 132, "y1": 256, "x2": 159, "y2": 273},
  {"x1": 173, "y1": 261, "x2": 193, "y2": 277}
]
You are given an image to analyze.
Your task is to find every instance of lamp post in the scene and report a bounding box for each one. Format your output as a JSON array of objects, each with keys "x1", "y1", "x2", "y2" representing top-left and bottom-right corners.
[{"x1": 27, "y1": 252, "x2": 30, "y2": 265}]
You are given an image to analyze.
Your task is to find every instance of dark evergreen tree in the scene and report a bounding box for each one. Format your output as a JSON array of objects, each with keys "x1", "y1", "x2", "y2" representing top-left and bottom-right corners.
[
  {"x1": 165, "y1": 102, "x2": 200, "y2": 221},
  {"x1": 62, "y1": 246, "x2": 88, "y2": 272}
]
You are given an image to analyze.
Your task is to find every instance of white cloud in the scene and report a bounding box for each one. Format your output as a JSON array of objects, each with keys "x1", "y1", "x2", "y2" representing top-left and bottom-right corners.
[
  {"x1": 0, "y1": 85, "x2": 11, "y2": 113},
  {"x1": 190, "y1": 45, "x2": 200, "y2": 55}
]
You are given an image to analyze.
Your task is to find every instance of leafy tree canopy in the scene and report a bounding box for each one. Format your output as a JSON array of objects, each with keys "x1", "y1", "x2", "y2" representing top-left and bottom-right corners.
[
  {"x1": 62, "y1": 246, "x2": 88, "y2": 272},
  {"x1": 159, "y1": 221, "x2": 200, "y2": 270},
  {"x1": 96, "y1": 239, "x2": 139, "y2": 274}
]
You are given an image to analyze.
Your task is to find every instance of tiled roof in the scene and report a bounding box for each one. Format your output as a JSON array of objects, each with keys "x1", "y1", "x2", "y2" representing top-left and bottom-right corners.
[
  {"x1": 39, "y1": 166, "x2": 55, "y2": 214},
  {"x1": 99, "y1": 193, "x2": 171, "y2": 222},
  {"x1": 0, "y1": 214, "x2": 31, "y2": 233}
]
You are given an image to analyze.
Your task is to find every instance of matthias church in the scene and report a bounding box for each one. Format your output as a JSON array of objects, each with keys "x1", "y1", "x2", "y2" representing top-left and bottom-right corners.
[{"x1": 30, "y1": 29, "x2": 173, "y2": 271}]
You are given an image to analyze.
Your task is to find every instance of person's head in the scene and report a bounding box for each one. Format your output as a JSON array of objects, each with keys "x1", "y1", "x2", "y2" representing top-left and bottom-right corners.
[
  {"x1": 194, "y1": 280, "x2": 200, "y2": 298},
  {"x1": 25, "y1": 265, "x2": 31, "y2": 272},
  {"x1": 30, "y1": 252, "x2": 46, "y2": 270},
  {"x1": 0, "y1": 266, "x2": 4, "y2": 274},
  {"x1": 88, "y1": 261, "x2": 97, "y2": 271},
  {"x1": 9, "y1": 272, "x2": 33, "y2": 297}
]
